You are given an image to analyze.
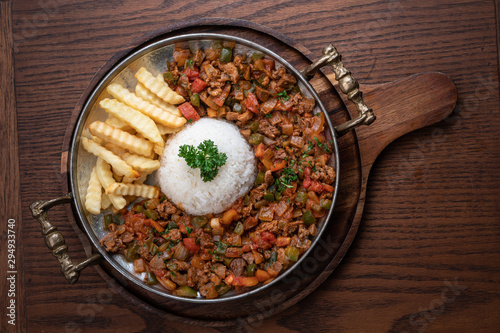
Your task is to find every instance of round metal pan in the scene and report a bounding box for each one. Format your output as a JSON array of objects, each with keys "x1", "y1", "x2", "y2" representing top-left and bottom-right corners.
[{"x1": 30, "y1": 32, "x2": 374, "y2": 312}]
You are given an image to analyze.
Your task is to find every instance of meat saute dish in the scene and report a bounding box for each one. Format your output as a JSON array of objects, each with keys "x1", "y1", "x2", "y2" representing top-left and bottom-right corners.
[{"x1": 99, "y1": 42, "x2": 336, "y2": 299}]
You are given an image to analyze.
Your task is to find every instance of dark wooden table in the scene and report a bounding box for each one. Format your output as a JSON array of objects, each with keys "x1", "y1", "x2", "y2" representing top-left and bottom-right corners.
[{"x1": 1, "y1": 0, "x2": 499, "y2": 332}]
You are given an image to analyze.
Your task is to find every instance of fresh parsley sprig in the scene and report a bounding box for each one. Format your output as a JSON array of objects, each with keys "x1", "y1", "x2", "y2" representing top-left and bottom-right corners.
[
  {"x1": 178, "y1": 140, "x2": 228, "y2": 182},
  {"x1": 277, "y1": 90, "x2": 290, "y2": 101},
  {"x1": 275, "y1": 167, "x2": 298, "y2": 193}
]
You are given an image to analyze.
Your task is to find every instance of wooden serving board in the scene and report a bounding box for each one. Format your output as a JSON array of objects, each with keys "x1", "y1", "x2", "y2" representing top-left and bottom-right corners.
[{"x1": 58, "y1": 19, "x2": 457, "y2": 327}]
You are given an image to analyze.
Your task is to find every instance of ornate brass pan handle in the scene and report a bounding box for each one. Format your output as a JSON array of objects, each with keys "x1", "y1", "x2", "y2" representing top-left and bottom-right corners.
[
  {"x1": 302, "y1": 45, "x2": 375, "y2": 136},
  {"x1": 29, "y1": 193, "x2": 102, "y2": 284}
]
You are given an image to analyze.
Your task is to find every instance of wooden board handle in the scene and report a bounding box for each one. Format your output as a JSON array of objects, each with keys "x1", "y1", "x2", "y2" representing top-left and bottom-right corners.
[{"x1": 329, "y1": 72, "x2": 458, "y2": 172}]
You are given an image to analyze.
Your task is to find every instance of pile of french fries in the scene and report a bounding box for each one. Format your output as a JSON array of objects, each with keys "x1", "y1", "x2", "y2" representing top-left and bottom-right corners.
[{"x1": 84, "y1": 67, "x2": 187, "y2": 215}]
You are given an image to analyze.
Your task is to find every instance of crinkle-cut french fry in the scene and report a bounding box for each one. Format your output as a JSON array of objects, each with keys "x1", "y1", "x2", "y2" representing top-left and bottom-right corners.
[
  {"x1": 105, "y1": 141, "x2": 155, "y2": 161},
  {"x1": 154, "y1": 144, "x2": 164, "y2": 156},
  {"x1": 81, "y1": 137, "x2": 140, "y2": 179},
  {"x1": 105, "y1": 182, "x2": 159, "y2": 199},
  {"x1": 104, "y1": 142, "x2": 128, "y2": 157},
  {"x1": 135, "y1": 82, "x2": 182, "y2": 117},
  {"x1": 134, "y1": 67, "x2": 185, "y2": 105},
  {"x1": 133, "y1": 174, "x2": 148, "y2": 185},
  {"x1": 107, "y1": 83, "x2": 186, "y2": 128},
  {"x1": 157, "y1": 123, "x2": 183, "y2": 135},
  {"x1": 99, "y1": 98, "x2": 164, "y2": 147},
  {"x1": 101, "y1": 193, "x2": 112, "y2": 210},
  {"x1": 89, "y1": 121, "x2": 154, "y2": 157},
  {"x1": 122, "y1": 173, "x2": 148, "y2": 184},
  {"x1": 85, "y1": 166, "x2": 102, "y2": 215},
  {"x1": 95, "y1": 157, "x2": 127, "y2": 210},
  {"x1": 113, "y1": 171, "x2": 123, "y2": 182},
  {"x1": 90, "y1": 135, "x2": 104, "y2": 145},
  {"x1": 121, "y1": 153, "x2": 160, "y2": 173},
  {"x1": 105, "y1": 116, "x2": 135, "y2": 133}
]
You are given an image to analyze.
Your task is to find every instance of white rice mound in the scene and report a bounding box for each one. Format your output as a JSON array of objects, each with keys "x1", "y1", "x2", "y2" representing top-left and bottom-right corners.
[{"x1": 156, "y1": 118, "x2": 258, "y2": 216}]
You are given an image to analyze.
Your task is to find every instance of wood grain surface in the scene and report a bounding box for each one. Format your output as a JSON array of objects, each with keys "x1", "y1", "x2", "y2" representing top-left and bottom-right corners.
[
  {"x1": 4, "y1": 0, "x2": 500, "y2": 332},
  {"x1": 0, "y1": 0, "x2": 26, "y2": 331}
]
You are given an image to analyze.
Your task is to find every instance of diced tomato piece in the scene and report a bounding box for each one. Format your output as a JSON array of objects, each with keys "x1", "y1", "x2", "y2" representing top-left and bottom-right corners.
[
  {"x1": 242, "y1": 244, "x2": 252, "y2": 252},
  {"x1": 303, "y1": 167, "x2": 312, "y2": 189},
  {"x1": 304, "y1": 167, "x2": 311, "y2": 178},
  {"x1": 251, "y1": 233, "x2": 272, "y2": 250},
  {"x1": 178, "y1": 102, "x2": 200, "y2": 122},
  {"x1": 260, "y1": 231, "x2": 276, "y2": 245},
  {"x1": 183, "y1": 66, "x2": 199, "y2": 81},
  {"x1": 245, "y1": 92, "x2": 260, "y2": 113},
  {"x1": 309, "y1": 181, "x2": 335, "y2": 193},
  {"x1": 190, "y1": 78, "x2": 207, "y2": 93},
  {"x1": 322, "y1": 183, "x2": 334, "y2": 192},
  {"x1": 310, "y1": 181, "x2": 324, "y2": 193},
  {"x1": 183, "y1": 238, "x2": 200, "y2": 253}
]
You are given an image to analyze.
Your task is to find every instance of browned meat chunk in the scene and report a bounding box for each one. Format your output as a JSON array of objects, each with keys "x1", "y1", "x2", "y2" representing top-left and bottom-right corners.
[
  {"x1": 203, "y1": 63, "x2": 220, "y2": 79},
  {"x1": 311, "y1": 165, "x2": 336, "y2": 184},
  {"x1": 255, "y1": 86, "x2": 270, "y2": 102},
  {"x1": 264, "y1": 170, "x2": 274, "y2": 187},
  {"x1": 172, "y1": 259, "x2": 190, "y2": 271},
  {"x1": 274, "y1": 148, "x2": 287, "y2": 161},
  {"x1": 237, "y1": 110, "x2": 253, "y2": 124},
  {"x1": 226, "y1": 111, "x2": 240, "y2": 121},
  {"x1": 298, "y1": 98, "x2": 315, "y2": 114},
  {"x1": 240, "y1": 129, "x2": 251, "y2": 139},
  {"x1": 193, "y1": 49, "x2": 204, "y2": 66},
  {"x1": 257, "y1": 220, "x2": 279, "y2": 233},
  {"x1": 283, "y1": 220, "x2": 302, "y2": 236},
  {"x1": 230, "y1": 258, "x2": 247, "y2": 277},
  {"x1": 259, "y1": 119, "x2": 280, "y2": 138},
  {"x1": 250, "y1": 186, "x2": 265, "y2": 202},
  {"x1": 100, "y1": 232, "x2": 122, "y2": 252},
  {"x1": 277, "y1": 73, "x2": 296, "y2": 90},
  {"x1": 271, "y1": 67, "x2": 286, "y2": 80},
  {"x1": 219, "y1": 62, "x2": 239, "y2": 83},
  {"x1": 213, "y1": 264, "x2": 226, "y2": 279},
  {"x1": 157, "y1": 201, "x2": 177, "y2": 219},
  {"x1": 170, "y1": 272, "x2": 188, "y2": 286},
  {"x1": 242, "y1": 252, "x2": 254, "y2": 265},
  {"x1": 298, "y1": 225, "x2": 310, "y2": 240},
  {"x1": 149, "y1": 255, "x2": 166, "y2": 271},
  {"x1": 187, "y1": 267, "x2": 199, "y2": 287},
  {"x1": 164, "y1": 229, "x2": 182, "y2": 242},
  {"x1": 308, "y1": 224, "x2": 318, "y2": 237},
  {"x1": 139, "y1": 244, "x2": 153, "y2": 261},
  {"x1": 121, "y1": 231, "x2": 135, "y2": 243}
]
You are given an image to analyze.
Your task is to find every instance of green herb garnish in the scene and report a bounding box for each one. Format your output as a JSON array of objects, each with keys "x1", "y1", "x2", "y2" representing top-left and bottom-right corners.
[
  {"x1": 314, "y1": 136, "x2": 331, "y2": 153},
  {"x1": 277, "y1": 90, "x2": 290, "y2": 101},
  {"x1": 275, "y1": 167, "x2": 298, "y2": 193},
  {"x1": 179, "y1": 140, "x2": 228, "y2": 182}
]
